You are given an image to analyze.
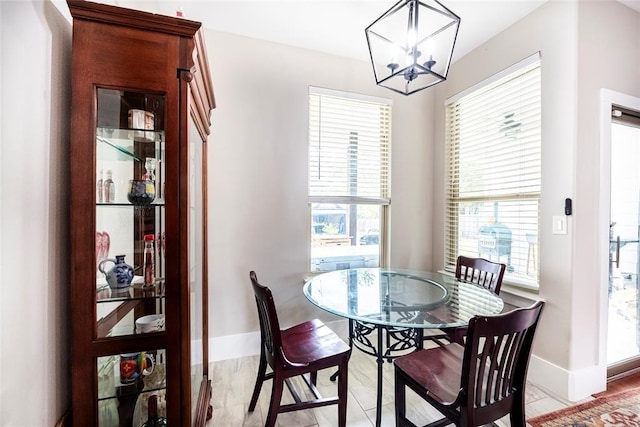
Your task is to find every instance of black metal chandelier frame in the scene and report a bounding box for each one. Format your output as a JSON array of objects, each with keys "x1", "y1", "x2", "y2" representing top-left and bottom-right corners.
[{"x1": 365, "y1": 0, "x2": 461, "y2": 95}]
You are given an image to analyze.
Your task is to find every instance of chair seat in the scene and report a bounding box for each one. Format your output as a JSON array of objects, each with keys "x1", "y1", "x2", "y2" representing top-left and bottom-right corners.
[
  {"x1": 394, "y1": 301, "x2": 544, "y2": 427},
  {"x1": 248, "y1": 271, "x2": 351, "y2": 427},
  {"x1": 282, "y1": 319, "x2": 351, "y2": 365},
  {"x1": 394, "y1": 343, "x2": 464, "y2": 405}
]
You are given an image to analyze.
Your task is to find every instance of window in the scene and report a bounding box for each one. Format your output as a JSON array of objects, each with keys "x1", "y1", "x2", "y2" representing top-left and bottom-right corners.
[
  {"x1": 308, "y1": 87, "x2": 391, "y2": 273},
  {"x1": 445, "y1": 54, "x2": 541, "y2": 288}
]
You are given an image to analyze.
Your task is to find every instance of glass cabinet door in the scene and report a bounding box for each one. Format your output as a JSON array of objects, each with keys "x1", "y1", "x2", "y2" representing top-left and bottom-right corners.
[
  {"x1": 188, "y1": 116, "x2": 205, "y2": 421},
  {"x1": 95, "y1": 87, "x2": 168, "y2": 427}
]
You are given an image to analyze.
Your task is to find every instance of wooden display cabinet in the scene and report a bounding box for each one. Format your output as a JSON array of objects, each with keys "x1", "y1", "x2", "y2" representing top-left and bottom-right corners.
[{"x1": 67, "y1": 1, "x2": 215, "y2": 425}]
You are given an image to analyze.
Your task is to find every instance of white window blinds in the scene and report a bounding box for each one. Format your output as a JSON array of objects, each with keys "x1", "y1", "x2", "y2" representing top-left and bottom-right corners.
[
  {"x1": 445, "y1": 54, "x2": 541, "y2": 288},
  {"x1": 308, "y1": 87, "x2": 391, "y2": 273},
  {"x1": 309, "y1": 87, "x2": 391, "y2": 204}
]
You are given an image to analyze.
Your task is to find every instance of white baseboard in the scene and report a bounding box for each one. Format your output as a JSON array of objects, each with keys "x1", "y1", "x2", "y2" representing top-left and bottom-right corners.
[
  {"x1": 528, "y1": 354, "x2": 607, "y2": 401},
  {"x1": 210, "y1": 319, "x2": 349, "y2": 362},
  {"x1": 210, "y1": 330, "x2": 261, "y2": 361}
]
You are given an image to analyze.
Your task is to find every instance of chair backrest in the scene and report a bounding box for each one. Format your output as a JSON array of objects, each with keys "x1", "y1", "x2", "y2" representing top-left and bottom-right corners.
[
  {"x1": 249, "y1": 271, "x2": 283, "y2": 367},
  {"x1": 460, "y1": 300, "x2": 544, "y2": 426},
  {"x1": 455, "y1": 256, "x2": 506, "y2": 294}
]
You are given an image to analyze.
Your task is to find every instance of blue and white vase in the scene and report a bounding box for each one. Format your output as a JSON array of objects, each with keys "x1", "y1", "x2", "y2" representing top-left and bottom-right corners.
[{"x1": 99, "y1": 254, "x2": 134, "y2": 289}]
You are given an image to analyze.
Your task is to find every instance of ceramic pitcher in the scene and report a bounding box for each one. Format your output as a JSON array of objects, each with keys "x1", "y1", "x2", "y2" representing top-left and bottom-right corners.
[{"x1": 98, "y1": 254, "x2": 134, "y2": 289}]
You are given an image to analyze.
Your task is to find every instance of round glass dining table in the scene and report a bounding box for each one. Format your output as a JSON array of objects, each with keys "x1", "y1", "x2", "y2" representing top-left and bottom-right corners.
[{"x1": 303, "y1": 267, "x2": 504, "y2": 427}]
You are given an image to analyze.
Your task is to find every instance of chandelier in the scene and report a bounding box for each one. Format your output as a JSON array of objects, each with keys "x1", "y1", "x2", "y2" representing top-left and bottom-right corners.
[{"x1": 365, "y1": 0, "x2": 461, "y2": 95}]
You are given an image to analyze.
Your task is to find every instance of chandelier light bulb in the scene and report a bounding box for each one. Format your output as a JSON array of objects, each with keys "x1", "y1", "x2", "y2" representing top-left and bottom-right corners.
[
  {"x1": 407, "y1": 28, "x2": 417, "y2": 50},
  {"x1": 390, "y1": 43, "x2": 401, "y2": 65}
]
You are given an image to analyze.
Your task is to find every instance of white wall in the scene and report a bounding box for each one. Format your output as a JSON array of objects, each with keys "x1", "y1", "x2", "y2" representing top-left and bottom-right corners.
[
  {"x1": 2, "y1": 1, "x2": 638, "y2": 424},
  {"x1": 204, "y1": 29, "x2": 435, "y2": 350},
  {"x1": 202, "y1": 0, "x2": 640, "y2": 403},
  {"x1": 0, "y1": 1, "x2": 71, "y2": 425},
  {"x1": 0, "y1": 2, "x2": 432, "y2": 423},
  {"x1": 433, "y1": 0, "x2": 580, "y2": 398},
  {"x1": 431, "y1": 0, "x2": 640, "y2": 401},
  {"x1": 575, "y1": 0, "x2": 640, "y2": 393}
]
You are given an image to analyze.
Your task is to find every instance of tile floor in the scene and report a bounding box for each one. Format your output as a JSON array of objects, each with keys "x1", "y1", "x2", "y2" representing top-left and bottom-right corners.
[{"x1": 209, "y1": 332, "x2": 584, "y2": 427}]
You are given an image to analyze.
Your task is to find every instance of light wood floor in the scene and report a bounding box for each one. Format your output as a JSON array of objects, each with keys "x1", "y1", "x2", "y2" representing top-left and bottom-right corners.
[{"x1": 208, "y1": 341, "x2": 581, "y2": 427}]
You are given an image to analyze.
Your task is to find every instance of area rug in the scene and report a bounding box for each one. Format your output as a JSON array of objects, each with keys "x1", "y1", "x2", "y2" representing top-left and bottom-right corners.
[{"x1": 528, "y1": 388, "x2": 640, "y2": 427}]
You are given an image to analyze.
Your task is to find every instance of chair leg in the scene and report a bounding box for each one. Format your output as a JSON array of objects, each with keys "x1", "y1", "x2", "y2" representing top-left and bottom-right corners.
[
  {"x1": 509, "y1": 390, "x2": 526, "y2": 427},
  {"x1": 265, "y1": 373, "x2": 285, "y2": 427},
  {"x1": 337, "y1": 360, "x2": 349, "y2": 427},
  {"x1": 330, "y1": 319, "x2": 354, "y2": 382},
  {"x1": 394, "y1": 368, "x2": 407, "y2": 427},
  {"x1": 249, "y1": 347, "x2": 267, "y2": 412}
]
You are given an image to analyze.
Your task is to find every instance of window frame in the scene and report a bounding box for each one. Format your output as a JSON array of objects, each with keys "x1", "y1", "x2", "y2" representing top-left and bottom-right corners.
[
  {"x1": 308, "y1": 86, "x2": 392, "y2": 273},
  {"x1": 444, "y1": 53, "x2": 542, "y2": 289}
]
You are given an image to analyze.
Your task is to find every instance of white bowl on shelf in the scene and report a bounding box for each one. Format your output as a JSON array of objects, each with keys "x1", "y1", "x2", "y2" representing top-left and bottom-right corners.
[{"x1": 135, "y1": 314, "x2": 165, "y2": 333}]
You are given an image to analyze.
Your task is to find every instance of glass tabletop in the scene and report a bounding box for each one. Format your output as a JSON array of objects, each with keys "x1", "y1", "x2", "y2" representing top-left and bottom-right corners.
[{"x1": 303, "y1": 267, "x2": 504, "y2": 329}]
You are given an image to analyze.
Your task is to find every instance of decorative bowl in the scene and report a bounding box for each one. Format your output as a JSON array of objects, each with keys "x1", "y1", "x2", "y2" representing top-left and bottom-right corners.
[
  {"x1": 135, "y1": 314, "x2": 165, "y2": 334},
  {"x1": 127, "y1": 180, "x2": 155, "y2": 205}
]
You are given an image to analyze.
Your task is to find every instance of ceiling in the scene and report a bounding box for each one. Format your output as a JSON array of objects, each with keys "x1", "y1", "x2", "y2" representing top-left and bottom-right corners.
[{"x1": 109, "y1": 0, "x2": 640, "y2": 63}]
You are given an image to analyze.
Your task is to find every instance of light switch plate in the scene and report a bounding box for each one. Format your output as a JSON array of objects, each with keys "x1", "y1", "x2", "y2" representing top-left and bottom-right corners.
[{"x1": 552, "y1": 215, "x2": 567, "y2": 234}]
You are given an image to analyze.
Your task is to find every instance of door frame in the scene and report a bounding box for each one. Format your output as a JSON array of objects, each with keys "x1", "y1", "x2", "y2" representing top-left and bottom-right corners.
[{"x1": 599, "y1": 89, "x2": 640, "y2": 378}]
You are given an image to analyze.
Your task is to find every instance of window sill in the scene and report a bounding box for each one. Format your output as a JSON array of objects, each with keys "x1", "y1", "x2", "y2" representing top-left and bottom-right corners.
[{"x1": 499, "y1": 284, "x2": 541, "y2": 308}]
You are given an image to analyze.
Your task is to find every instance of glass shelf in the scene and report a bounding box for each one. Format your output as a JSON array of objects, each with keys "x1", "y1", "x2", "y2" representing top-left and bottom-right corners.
[
  {"x1": 98, "y1": 371, "x2": 167, "y2": 401},
  {"x1": 97, "y1": 133, "x2": 142, "y2": 162},
  {"x1": 97, "y1": 202, "x2": 166, "y2": 207},
  {"x1": 96, "y1": 129, "x2": 165, "y2": 161},
  {"x1": 97, "y1": 280, "x2": 165, "y2": 303},
  {"x1": 98, "y1": 351, "x2": 167, "y2": 400}
]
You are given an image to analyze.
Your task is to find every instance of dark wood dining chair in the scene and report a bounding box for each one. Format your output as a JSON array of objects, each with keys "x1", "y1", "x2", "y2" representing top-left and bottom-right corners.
[
  {"x1": 394, "y1": 300, "x2": 544, "y2": 427},
  {"x1": 248, "y1": 271, "x2": 352, "y2": 427},
  {"x1": 445, "y1": 256, "x2": 507, "y2": 344},
  {"x1": 455, "y1": 255, "x2": 506, "y2": 293}
]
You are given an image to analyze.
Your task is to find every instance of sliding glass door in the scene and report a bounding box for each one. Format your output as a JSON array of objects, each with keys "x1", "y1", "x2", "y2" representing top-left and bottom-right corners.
[{"x1": 608, "y1": 107, "x2": 640, "y2": 376}]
